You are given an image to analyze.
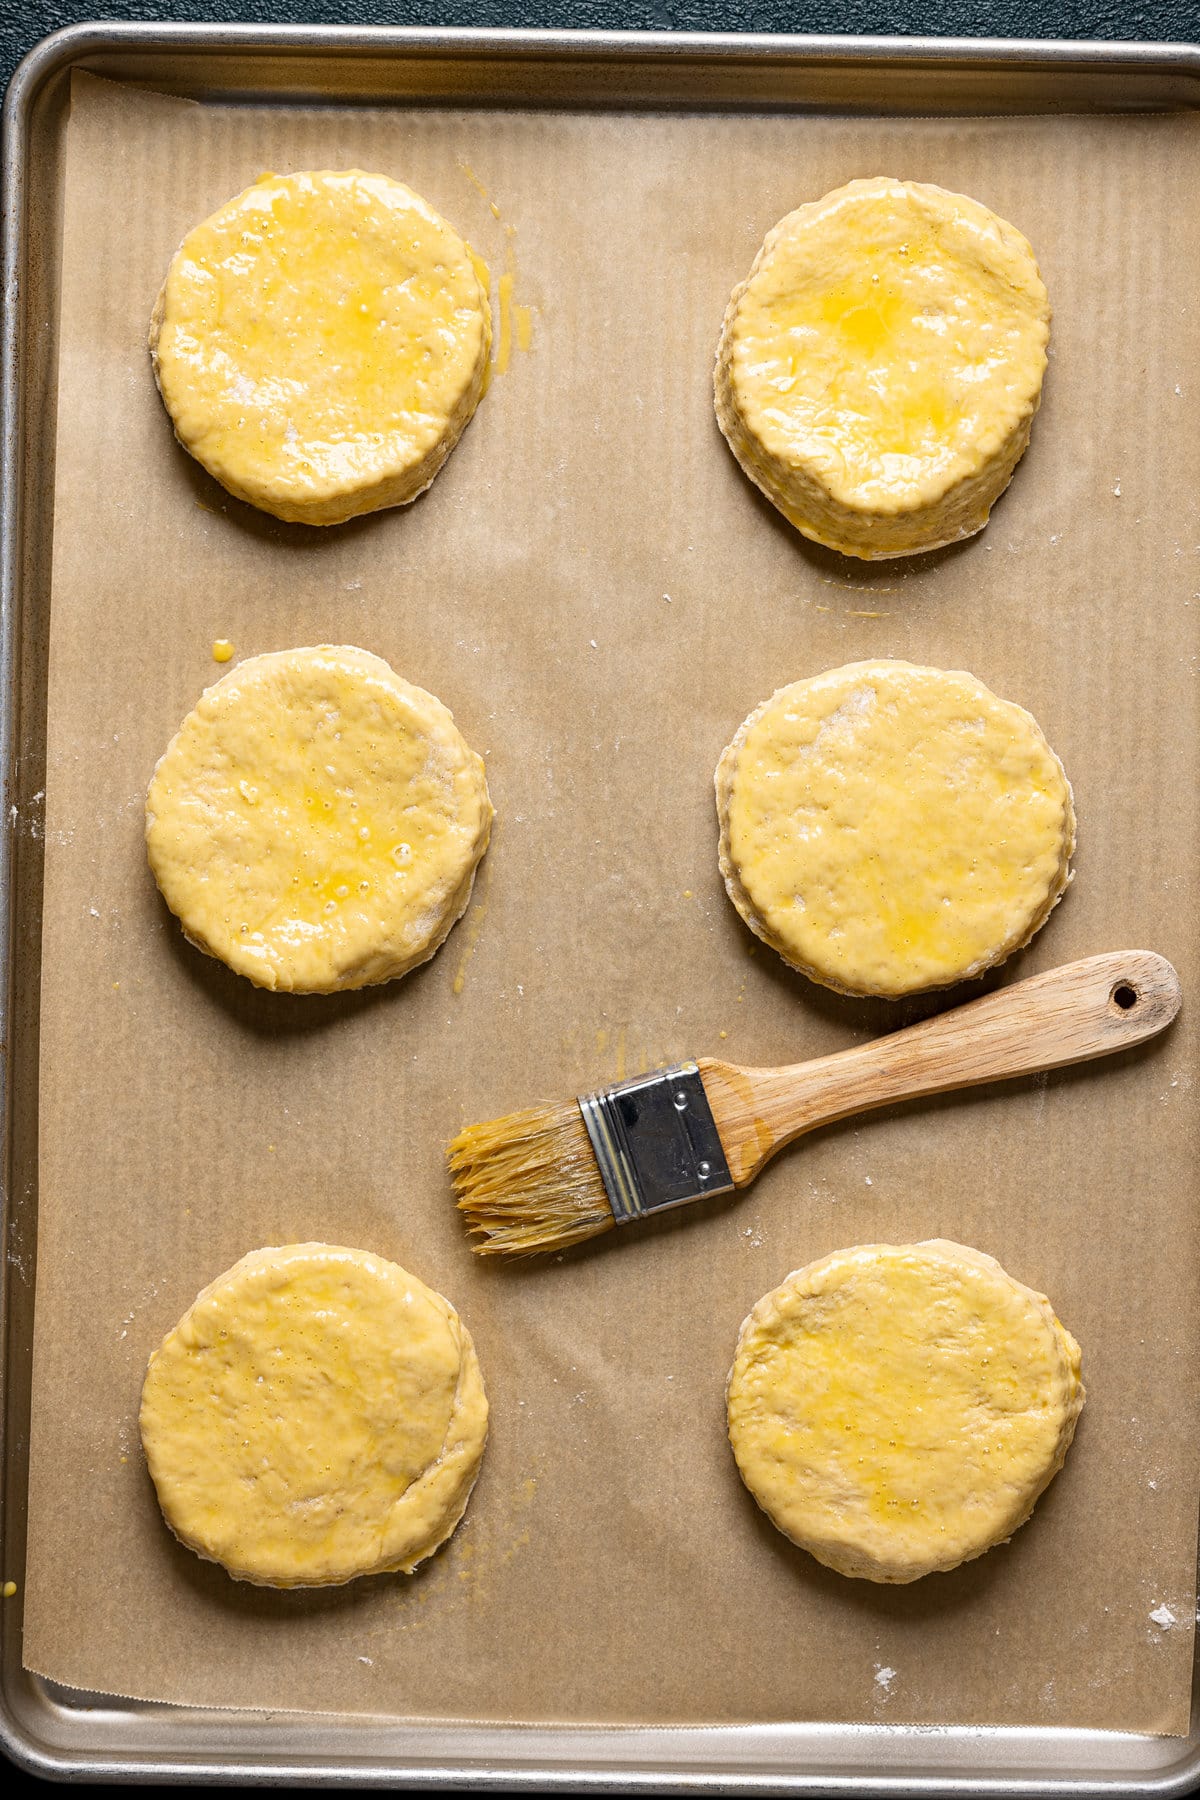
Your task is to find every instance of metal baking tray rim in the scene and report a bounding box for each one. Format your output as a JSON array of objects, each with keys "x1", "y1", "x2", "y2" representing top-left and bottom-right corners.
[{"x1": 7, "y1": 22, "x2": 1200, "y2": 117}]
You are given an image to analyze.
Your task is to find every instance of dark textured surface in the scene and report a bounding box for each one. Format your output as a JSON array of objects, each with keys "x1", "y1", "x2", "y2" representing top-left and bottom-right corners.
[{"x1": 4, "y1": 2, "x2": 1200, "y2": 104}]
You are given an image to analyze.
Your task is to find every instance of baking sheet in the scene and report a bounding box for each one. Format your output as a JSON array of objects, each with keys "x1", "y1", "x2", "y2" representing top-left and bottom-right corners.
[{"x1": 20, "y1": 68, "x2": 1200, "y2": 1735}]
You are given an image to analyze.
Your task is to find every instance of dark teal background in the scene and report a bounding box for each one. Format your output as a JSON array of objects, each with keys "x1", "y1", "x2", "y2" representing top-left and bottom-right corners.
[{"x1": 4, "y1": 3, "x2": 1199, "y2": 102}]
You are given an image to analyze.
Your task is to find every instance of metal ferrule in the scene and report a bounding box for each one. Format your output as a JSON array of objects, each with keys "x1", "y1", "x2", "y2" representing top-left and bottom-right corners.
[{"x1": 577, "y1": 1062, "x2": 735, "y2": 1225}]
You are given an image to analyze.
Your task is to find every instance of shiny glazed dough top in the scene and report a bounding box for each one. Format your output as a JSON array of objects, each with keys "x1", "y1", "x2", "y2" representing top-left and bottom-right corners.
[
  {"x1": 153, "y1": 169, "x2": 490, "y2": 520},
  {"x1": 724, "y1": 177, "x2": 1050, "y2": 514}
]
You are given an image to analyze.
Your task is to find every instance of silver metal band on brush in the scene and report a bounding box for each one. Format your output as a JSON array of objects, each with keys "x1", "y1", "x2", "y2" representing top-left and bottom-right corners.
[{"x1": 577, "y1": 1062, "x2": 735, "y2": 1225}]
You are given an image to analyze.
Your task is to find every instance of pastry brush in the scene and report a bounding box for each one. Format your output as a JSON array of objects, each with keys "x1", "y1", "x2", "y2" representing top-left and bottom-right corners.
[{"x1": 448, "y1": 950, "x2": 1180, "y2": 1255}]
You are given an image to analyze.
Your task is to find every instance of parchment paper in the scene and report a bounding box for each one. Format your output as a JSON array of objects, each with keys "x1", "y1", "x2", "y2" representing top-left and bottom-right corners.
[{"x1": 22, "y1": 70, "x2": 1200, "y2": 1734}]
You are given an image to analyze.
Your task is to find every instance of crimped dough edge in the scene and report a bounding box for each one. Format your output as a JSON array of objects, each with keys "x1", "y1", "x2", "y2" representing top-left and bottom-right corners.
[
  {"x1": 713, "y1": 177, "x2": 1049, "y2": 560},
  {"x1": 139, "y1": 1243, "x2": 490, "y2": 1589},
  {"x1": 714, "y1": 659, "x2": 1076, "y2": 999},
  {"x1": 726, "y1": 1239, "x2": 1084, "y2": 1583},
  {"x1": 149, "y1": 171, "x2": 492, "y2": 527},
  {"x1": 145, "y1": 644, "x2": 493, "y2": 995}
]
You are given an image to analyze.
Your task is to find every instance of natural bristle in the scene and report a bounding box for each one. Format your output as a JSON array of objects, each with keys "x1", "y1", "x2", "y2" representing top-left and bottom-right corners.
[{"x1": 447, "y1": 1102, "x2": 615, "y2": 1255}]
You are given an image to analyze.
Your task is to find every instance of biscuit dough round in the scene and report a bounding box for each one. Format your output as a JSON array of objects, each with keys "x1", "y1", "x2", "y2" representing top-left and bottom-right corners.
[
  {"x1": 139, "y1": 1243, "x2": 489, "y2": 1588},
  {"x1": 715, "y1": 659, "x2": 1074, "y2": 998},
  {"x1": 150, "y1": 169, "x2": 491, "y2": 525},
  {"x1": 146, "y1": 645, "x2": 492, "y2": 993},
  {"x1": 714, "y1": 177, "x2": 1050, "y2": 559},
  {"x1": 727, "y1": 1240, "x2": 1083, "y2": 1583}
]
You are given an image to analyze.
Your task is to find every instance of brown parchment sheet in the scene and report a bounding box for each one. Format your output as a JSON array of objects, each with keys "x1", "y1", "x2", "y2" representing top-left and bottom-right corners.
[{"x1": 20, "y1": 69, "x2": 1200, "y2": 1734}]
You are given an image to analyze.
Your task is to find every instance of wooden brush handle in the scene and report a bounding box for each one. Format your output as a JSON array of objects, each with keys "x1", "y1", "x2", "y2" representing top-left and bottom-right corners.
[{"x1": 700, "y1": 950, "x2": 1181, "y2": 1187}]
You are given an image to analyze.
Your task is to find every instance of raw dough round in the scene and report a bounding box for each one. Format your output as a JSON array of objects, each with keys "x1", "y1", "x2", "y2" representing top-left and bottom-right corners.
[
  {"x1": 146, "y1": 644, "x2": 492, "y2": 993},
  {"x1": 726, "y1": 1240, "x2": 1083, "y2": 1583},
  {"x1": 150, "y1": 169, "x2": 491, "y2": 525},
  {"x1": 715, "y1": 659, "x2": 1074, "y2": 998},
  {"x1": 140, "y1": 1243, "x2": 489, "y2": 1587},
  {"x1": 714, "y1": 177, "x2": 1050, "y2": 559}
]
